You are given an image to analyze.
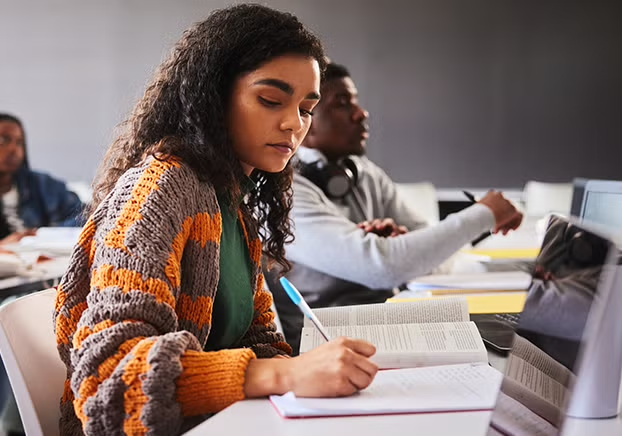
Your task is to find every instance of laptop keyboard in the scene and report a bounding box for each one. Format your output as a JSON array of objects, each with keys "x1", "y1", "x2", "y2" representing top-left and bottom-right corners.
[{"x1": 494, "y1": 313, "x2": 521, "y2": 327}]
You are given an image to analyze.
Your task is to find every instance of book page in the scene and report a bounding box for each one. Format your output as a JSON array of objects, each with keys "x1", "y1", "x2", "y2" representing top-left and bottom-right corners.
[
  {"x1": 488, "y1": 391, "x2": 558, "y2": 436},
  {"x1": 304, "y1": 298, "x2": 469, "y2": 328},
  {"x1": 300, "y1": 321, "x2": 488, "y2": 368},
  {"x1": 509, "y1": 336, "x2": 573, "y2": 388},
  {"x1": 269, "y1": 363, "x2": 503, "y2": 418},
  {"x1": 497, "y1": 336, "x2": 569, "y2": 427},
  {"x1": 499, "y1": 377, "x2": 562, "y2": 427}
]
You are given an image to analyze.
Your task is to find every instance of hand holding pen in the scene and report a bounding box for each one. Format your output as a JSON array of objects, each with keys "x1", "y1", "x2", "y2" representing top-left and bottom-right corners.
[
  {"x1": 243, "y1": 277, "x2": 378, "y2": 397},
  {"x1": 464, "y1": 190, "x2": 523, "y2": 243},
  {"x1": 463, "y1": 191, "x2": 493, "y2": 246}
]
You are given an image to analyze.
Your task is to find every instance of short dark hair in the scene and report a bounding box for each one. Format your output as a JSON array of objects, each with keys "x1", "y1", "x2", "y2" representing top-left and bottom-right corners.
[
  {"x1": 0, "y1": 112, "x2": 29, "y2": 169},
  {"x1": 323, "y1": 63, "x2": 350, "y2": 84}
]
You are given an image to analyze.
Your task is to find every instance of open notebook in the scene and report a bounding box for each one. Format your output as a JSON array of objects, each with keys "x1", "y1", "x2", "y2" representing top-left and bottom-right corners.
[
  {"x1": 269, "y1": 298, "x2": 504, "y2": 418},
  {"x1": 270, "y1": 363, "x2": 502, "y2": 418},
  {"x1": 486, "y1": 215, "x2": 621, "y2": 435}
]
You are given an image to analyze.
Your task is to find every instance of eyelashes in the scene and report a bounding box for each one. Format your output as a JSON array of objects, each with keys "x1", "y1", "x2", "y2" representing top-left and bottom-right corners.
[
  {"x1": 258, "y1": 96, "x2": 279, "y2": 107},
  {"x1": 258, "y1": 97, "x2": 314, "y2": 117}
]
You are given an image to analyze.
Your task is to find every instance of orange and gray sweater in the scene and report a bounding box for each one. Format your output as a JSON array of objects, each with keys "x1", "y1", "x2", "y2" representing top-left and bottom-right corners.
[{"x1": 53, "y1": 158, "x2": 291, "y2": 435}]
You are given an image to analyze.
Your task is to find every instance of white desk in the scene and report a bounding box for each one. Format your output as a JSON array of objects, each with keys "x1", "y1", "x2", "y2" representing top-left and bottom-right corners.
[
  {"x1": 184, "y1": 392, "x2": 622, "y2": 436},
  {"x1": 184, "y1": 351, "x2": 622, "y2": 435}
]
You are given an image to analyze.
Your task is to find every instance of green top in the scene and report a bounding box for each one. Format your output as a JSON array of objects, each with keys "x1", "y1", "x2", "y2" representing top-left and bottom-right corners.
[{"x1": 204, "y1": 182, "x2": 256, "y2": 351}]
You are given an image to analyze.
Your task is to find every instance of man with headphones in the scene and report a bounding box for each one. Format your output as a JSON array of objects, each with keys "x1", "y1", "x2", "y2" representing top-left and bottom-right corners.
[{"x1": 269, "y1": 62, "x2": 523, "y2": 353}]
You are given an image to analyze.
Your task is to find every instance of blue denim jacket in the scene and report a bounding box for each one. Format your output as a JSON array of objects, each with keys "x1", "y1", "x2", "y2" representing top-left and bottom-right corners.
[{"x1": 14, "y1": 168, "x2": 85, "y2": 228}]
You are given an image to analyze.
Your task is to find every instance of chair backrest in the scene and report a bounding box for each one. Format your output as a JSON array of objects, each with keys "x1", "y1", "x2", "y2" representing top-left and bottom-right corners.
[
  {"x1": 523, "y1": 181, "x2": 573, "y2": 217},
  {"x1": 66, "y1": 180, "x2": 93, "y2": 205},
  {"x1": 395, "y1": 182, "x2": 440, "y2": 224},
  {"x1": 0, "y1": 289, "x2": 64, "y2": 436}
]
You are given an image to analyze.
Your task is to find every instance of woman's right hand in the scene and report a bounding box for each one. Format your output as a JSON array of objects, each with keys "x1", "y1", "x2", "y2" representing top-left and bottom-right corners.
[{"x1": 244, "y1": 337, "x2": 378, "y2": 398}]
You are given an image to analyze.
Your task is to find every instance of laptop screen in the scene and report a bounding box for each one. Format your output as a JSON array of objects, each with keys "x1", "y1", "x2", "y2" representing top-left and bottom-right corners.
[
  {"x1": 487, "y1": 215, "x2": 616, "y2": 435},
  {"x1": 579, "y1": 179, "x2": 622, "y2": 232}
]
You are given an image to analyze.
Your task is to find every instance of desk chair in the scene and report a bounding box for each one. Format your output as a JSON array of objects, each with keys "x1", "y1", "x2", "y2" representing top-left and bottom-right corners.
[
  {"x1": 523, "y1": 181, "x2": 573, "y2": 217},
  {"x1": 395, "y1": 182, "x2": 439, "y2": 224},
  {"x1": 0, "y1": 289, "x2": 64, "y2": 436}
]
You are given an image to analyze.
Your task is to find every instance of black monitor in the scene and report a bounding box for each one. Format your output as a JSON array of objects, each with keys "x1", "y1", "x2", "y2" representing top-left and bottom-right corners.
[{"x1": 569, "y1": 178, "x2": 588, "y2": 218}]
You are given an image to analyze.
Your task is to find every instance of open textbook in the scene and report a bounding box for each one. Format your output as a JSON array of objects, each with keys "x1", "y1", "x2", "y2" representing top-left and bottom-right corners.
[
  {"x1": 488, "y1": 335, "x2": 573, "y2": 435},
  {"x1": 299, "y1": 299, "x2": 488, "y2": 369}
]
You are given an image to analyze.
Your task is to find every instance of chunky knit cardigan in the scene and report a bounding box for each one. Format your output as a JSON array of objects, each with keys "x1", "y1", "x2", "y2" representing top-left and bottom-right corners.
[{"x1": 53, "y1": 158, "x2": 291, "y2": 435}]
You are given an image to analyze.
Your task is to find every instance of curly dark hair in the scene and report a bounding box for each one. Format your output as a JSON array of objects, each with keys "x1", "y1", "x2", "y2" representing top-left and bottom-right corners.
[{"x1": 90, "y1": 4, "x2": 326, "y2": 272}]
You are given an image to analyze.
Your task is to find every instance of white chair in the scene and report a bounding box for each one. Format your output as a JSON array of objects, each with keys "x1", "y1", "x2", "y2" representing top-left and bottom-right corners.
[
  {"x1": 395, "y1": 182, "x2": 440, "y2": 224},
  {"x1": 0, "y1": 289, "x2": 64, "y2": 436},
  {"x1": 66, "y1": 180, "x2": 93, "y2": 204},
  {"x1": 522, "y1": 181, "x2": 573, "y2": 217}
]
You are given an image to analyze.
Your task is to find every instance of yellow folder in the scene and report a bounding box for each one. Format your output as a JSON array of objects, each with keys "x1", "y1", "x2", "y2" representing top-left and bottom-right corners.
[
  {"x1": 389, "y1": 292, "x2": 527, "y2": 314},
  {"x1": 462, "y1": 248, "x2": 539, "y2": 261}
]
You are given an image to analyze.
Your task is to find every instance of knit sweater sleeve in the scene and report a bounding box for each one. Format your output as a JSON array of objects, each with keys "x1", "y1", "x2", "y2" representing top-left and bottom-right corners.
[{"x1": 54, "y1": 159, "x2": 256, "y2": 436}]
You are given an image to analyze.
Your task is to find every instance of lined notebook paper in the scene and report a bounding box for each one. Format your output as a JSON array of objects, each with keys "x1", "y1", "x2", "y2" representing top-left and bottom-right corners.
[{"x1": 269, "y1": 363, "x2": 503, "y2": 418}]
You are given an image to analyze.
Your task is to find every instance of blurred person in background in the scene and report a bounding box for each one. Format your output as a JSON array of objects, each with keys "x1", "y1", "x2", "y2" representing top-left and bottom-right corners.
[
  {"x1": 0, "y1": 113, "x2": 84, "y2": 246},
  {"x1": 0, "y1": 112, "x2": 84, "y2": 436}
]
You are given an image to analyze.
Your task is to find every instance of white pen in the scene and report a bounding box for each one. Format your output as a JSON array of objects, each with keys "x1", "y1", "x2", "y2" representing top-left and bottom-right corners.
[{"x1": 279, "y1": 276, "x2": 332, "y2": 342}]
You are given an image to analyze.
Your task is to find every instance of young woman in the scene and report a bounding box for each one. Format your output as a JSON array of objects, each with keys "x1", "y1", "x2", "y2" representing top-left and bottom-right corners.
[
  {"x1": 53, "y1": 4, "x2": 378, "y2": 435},
  {"x1": 0, "y1": 113, "x2": 83, "y2": 244}
]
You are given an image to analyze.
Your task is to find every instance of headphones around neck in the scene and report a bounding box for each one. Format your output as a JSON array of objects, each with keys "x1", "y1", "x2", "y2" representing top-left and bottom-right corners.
[{"x1": 298, "y1": 157, "x2": 360, "y2": 199}]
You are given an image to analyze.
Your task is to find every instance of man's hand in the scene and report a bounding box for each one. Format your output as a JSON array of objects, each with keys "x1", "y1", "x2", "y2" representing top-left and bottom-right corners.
[
  {"x1": 477, "y1": 191, "x2": 523, "y2": 235},
  {"x1": 357, "y1": 218, "x2": 407, "y2": 237}
]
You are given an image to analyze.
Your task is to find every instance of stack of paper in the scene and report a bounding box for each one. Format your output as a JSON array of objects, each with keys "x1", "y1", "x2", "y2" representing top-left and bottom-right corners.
[
  {"x1": 7, "y1": 227, "x2": 82, "y2": 257},
  {"x1": 407, "y1": 271, "x2": 532, "y2": 293},
  {"x1": 0, "y1": 253, "x2": 25, "y2": 278}
]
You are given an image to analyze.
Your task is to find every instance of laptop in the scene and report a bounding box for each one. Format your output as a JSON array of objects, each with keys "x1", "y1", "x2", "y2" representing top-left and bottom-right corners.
[
  {"x1": 471, "y1": 214, "x2": 595, "y2": 354},
  {"x1": 486, "y1": 217, "x2": 620, "y2": 435},
  {"x1": 474, "y1": 180, "x2": 622, "y2": 354}
]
